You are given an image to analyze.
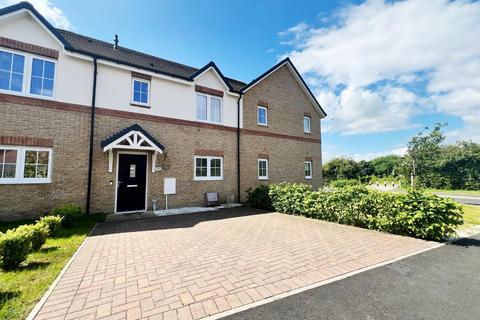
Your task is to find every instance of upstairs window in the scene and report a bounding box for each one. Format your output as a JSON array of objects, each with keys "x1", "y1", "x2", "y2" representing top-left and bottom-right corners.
[
  {"x1": 196, "y1": 93, "x2": 222, "y2": 124},
  {"x1": 30, "y1": 58, "x2": 55, "y2": 97},
  {"x1": 132, "y1": 79, "x2": 150, "y2": 105},
  {"x1": 0, "y1": 50, "x2": 25, "y2": 93},
  {"x1": 194, "y1": 156, "x2": 223, "y2": 180},
  {"x1": 303, "y1": 116, "x2": 311, "y2": 133},
  {"x1": 257, "y1": 106, "x2": 268, "y2": 126},
  {"x1": 305, "y1": 161, "x2": 312, "y2": 179},
  {"x1": 258, "y1": 159, "x2": 269, "y2": 180},
  {"x1": 0, "y1": 146, "x2": 52, "y2": 184}
]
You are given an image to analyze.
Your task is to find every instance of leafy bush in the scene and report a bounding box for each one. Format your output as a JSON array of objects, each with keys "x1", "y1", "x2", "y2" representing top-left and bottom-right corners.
[
  {"x1": 38, "y1": 216, "x2": 63, "y2": 236},
  {"x1": 0, "y1": 229, "x2": 32, "y2": 270},
  {"x1": 15, "y1": 223, "x2": 49, "y2": 251},
  {"x1": 49, "y1": 204, "x2": 82, "y2": 227},
  {"x1": 248, "y1": 183, "x2": 464, "y2": 241},
  {"x1": 246, "y1": 185, "x2": 273, "y2": 210},
  {"x1": 329, "y1": 179, "x2": 361, "y2": 188},
  {"x1": 268, "y1": 183, "x2": 313, "y2": 215}
]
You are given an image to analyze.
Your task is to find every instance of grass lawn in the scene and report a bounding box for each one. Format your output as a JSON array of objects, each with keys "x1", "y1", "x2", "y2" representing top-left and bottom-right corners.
[
  {"x1": 461, "y1": 205, "x2": 480, "y2": 230},
  {"x1": 0, "y1": 213, "x2": 105, "y2": 320},
  {"x1": 423, "y1": 189, "x2": 480, "y2": 197}
]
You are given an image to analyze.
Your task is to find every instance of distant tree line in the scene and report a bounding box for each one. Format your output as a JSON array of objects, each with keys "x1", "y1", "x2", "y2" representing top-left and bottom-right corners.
[{"x1": 323, "y1": 124, "x2": 480, "y2": 190}]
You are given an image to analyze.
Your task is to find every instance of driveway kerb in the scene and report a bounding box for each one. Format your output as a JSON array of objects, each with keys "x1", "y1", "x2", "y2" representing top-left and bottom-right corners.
[{"x1": 26, "y1": 223, "x2": 100, "y2": 320}]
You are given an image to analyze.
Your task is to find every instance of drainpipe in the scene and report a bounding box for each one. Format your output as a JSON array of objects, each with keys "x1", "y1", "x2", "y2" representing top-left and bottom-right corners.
[
  {"x1": 236, "y1": 93, "x2": 243, "y2": 203},
  {"x1": 85, "y1": 57, "x2": 98, "y2": 215}
]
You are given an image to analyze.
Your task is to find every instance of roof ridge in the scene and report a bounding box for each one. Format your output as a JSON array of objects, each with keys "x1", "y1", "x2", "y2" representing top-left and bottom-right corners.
[{"x1": 56, "y1": 29, "x2": 199, "y2": 73}]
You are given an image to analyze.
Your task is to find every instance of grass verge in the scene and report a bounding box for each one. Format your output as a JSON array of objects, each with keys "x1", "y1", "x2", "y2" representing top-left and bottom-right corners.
[
  {"x1": 0, "y1": 213, "x2": 105, "y2": 320},
  {"x1": 424, "y1": 189, "x2": 480, "y2": 197},
  {"x1": 461, "y1": 205, "x2": 480, "y2": 230}
]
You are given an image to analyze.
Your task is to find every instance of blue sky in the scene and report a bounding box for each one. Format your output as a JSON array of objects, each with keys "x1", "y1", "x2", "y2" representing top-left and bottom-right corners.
[{"x1": 2, "y1": 0, "x2": 479, "y2": 161}]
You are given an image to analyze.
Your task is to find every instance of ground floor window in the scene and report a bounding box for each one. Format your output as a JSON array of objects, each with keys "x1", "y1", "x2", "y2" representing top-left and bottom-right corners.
[
  {"x1": 258, "y1": 158, "x2": 269, "y2": 180},
  {"x1": 194, "y1": 156, "x2": 223, "y2": 180},
  {"x1": 305, "y1": 161, "x2": 312, "y2": 179},
  {"x1": 0, "y1": 146, "x2": 52, "y2": 184}
]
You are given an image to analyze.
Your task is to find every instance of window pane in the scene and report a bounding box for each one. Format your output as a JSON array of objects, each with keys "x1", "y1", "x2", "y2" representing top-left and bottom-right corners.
[
  {"x1": 133, "y1": 91, "x2": 141, "y2": 102},
  {"x1": 258, "y1": 108, "x2": 266, "y2": 124},
  {"x1": 30, "y1": 76, "x2": 42, "y2": 95},
  {"x1": 133, "y1": 80, "x2": 140, "y2": 92},
  {"x1": 195, "y1": 158, "x2": 207, "y2": 177},
  {"x1": 4, "y1": 150, "x2": 17, "y2": 163},
  {"x1": 141, "y1": 93, "x2": 148, "y2": 103},
  {"x1": 196, "y1": 95, "x2": 207, "y2": 120},
  {"x1": 25, "y1": 151, "x2": 37, "y2": 164},
  {"x1": 3, "y1": 164, "x2": 16, "y2": 178},
  {"x1": 44, "y1": 61, "x2": 55, "y2": 79},
  {"x1": 210, "y1": 158, "x2": 221, "y2": 177},
  {"x1": 32, "y1": 59, "x2": 43, "y2": 77},
  {"x1": 0, "y1": 70, "x2": 9, "y2": 90},
  {"x1": 210, "y1": 97, "x2": 221, "y2": 123},
  {"x1": 305, "y1": 162, "x2": 312, "y2": 176},
  {"x1": 42, "y1": 79, "x2": 54, "y2": 96},
  {"x1": 12, "y1": 55, "x2": 25, "y2": 74},
  {"x1": 141, "y1": 82, "x2": 148, "y2": 93},
  {"x1": 36, "y1": 165, "x2": 48, "y2": 178},
  {"x1": 0, "y1": 51, "x2": 12, "y2": 71},
  {"x1": 38, "y1": 151, "x2": 49, "y2": 165},
  {"x1": 10, "y1": 73, "x2": 23, "y2": 92},
  {"x1": 304, "y1": 117, "x2": 311, "y2": 132},
  {"x1": 24, "y1": 164, "x2": 36, "y2": 178}
]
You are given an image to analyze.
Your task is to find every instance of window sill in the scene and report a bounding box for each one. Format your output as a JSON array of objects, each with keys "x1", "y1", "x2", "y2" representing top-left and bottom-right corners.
[
  {"x1": 258, "y1": 177, "x2": 269, "y2": 181},
  {"x1": 130, "y1": 103, "x2": 151, "y2": 109},
  {"x1": 0, "y1": 179, "x2": 51, "y2": 185},
  {"x1": 305, "y1": 177, "x2": 313, "y2": 180},
  {"x1": 257, "y1": 123, "x2": 268, "y2": 127},
  {"x1": 194, "y1": 177, "x2": 224, "y2": 181}
]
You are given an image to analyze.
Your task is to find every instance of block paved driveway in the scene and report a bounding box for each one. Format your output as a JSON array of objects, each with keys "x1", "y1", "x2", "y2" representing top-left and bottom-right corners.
[{"x1": 34, "y1": 208, "x2": 438, "y2": 320}]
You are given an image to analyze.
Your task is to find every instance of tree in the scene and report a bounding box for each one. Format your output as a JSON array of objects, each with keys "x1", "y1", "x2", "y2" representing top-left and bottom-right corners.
[
  {"x1": 323, "y1": 158, "x2": 359, "y2": 182},
  {"x1": 369, "y1": 155, "x2": 402, "y2": 177},
  {"x1": 357, "y1": 160, "x2": 374, "y2": 182},
  {"x1": 406, "y1": 123, "x2": 446, "y2": 188}
]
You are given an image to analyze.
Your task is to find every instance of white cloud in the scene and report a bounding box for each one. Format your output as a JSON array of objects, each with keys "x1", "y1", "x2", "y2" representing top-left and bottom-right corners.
[
  {"x1": 280, "y1": 0, "x2": 480, "y2": 139},
  {"x1": 0, "y1": 0, "x2": 73, "y2": 30}
]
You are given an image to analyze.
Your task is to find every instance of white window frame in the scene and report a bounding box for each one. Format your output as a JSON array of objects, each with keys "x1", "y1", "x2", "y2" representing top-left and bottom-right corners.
[
  {"x1": 195, "y1": 93, "x2": 223, "y2": 124},
  {"x1": 28, "y1": 55, "x2": 57, "y2": 98},
  {"x1": 194, "y1": 156, "x2": 223, "y2": 181},
  {"x1": 257, "y1": 106, "x2": 268, "y2": 126},
  {"x1": 304, "y1": 116, "x2": 311, "y2": 133},
  {"x1": 258, "y1": 158, "x2": 269, "y2": 180},
  {"x1": 131, "y1": 78, "x2": 150, "y2": 106},
  {"x1": 0, "y1": 48, "x2": 57, "y2": 99},
  {"x1": 0, "y1": 48, "x2": 27, "y2": 95},
  {"x1": 305, "y1": 161, "x2": 313, "y2": 179},
  {"x1": 0, "y1": 145, "x2": 53, "y2": 184}
]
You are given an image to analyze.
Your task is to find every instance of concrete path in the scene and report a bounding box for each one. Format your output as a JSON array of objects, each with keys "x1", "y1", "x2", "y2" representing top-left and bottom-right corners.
[
  {"x1": 32, "y1": 208, "x2": 437, "y2": 320},
  {"x1": 226, "y1": 234, "x2": 480, "y2": 320}
]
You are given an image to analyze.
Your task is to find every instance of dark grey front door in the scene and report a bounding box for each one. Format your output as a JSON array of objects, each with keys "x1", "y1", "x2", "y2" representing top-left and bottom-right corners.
[{"x1": 116, "y1": 154, "x2": 147, "y2": 212}]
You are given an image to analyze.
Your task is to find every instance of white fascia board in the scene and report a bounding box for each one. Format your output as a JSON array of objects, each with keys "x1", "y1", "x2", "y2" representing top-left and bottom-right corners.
[{"x1": 192, "y1": 66, "x2": 231, "y2": 91}]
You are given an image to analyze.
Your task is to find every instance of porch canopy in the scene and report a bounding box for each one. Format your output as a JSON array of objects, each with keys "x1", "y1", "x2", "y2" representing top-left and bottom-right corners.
[{"x1": 100, "y1": 124, "x2": 164, "y2": 172}]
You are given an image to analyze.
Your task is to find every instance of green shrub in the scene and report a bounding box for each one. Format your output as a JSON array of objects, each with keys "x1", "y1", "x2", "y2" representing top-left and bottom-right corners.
[
  {"x1": 251, "y1": 182, "x2": 464, "y2": 241},
  {"x1": 269, "y1": 183, "x2": 313, "y2": 215},
  {"x1": 246, "y1": 185, "x2": 273, "y2": 210},
  {"x1": 49, "y1": 204, "x2": 82, "y2": 227},
  {"x1": 329, "y1": 179, "x2": 361, "y2": 188},
  {"x1": 15, "y1": 223, "x2": 49, "y2": 251},
  {"x1": 38, "y1": 215, "x2": 63, "y2": 236},
  {"x1": 0, "y1": 229, "x2": 32, "y2": 270}
]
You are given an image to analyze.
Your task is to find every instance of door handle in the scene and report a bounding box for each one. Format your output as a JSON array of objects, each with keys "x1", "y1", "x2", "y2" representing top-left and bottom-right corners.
[{"x1": 127, "y1": 184, "x2": 138, "y2": 188}]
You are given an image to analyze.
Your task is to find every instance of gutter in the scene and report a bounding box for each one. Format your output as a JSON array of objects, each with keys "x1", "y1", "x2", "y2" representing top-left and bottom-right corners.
[
  {"x1": 236, "y1": 94, "x2": 243, "y2": 203},
  {"x1": 85, "y1": 57, "x2": 98, "y2": 215}
]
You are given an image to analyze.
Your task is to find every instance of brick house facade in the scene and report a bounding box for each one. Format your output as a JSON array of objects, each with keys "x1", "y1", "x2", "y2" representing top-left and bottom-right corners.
[{"x1": 0, "y1": 2, "x2": 326, "y2": 220}]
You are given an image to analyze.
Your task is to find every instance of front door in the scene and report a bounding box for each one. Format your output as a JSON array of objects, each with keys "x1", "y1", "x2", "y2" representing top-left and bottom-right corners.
[{"x1": 116, "y1": 154, "x2": 147, "y2": 213}]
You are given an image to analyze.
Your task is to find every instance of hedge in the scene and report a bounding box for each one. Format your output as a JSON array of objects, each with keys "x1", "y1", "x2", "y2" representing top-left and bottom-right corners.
[
  {"x1": 15, "y1": 223, "x2": 49, "y2": 251},
  {"x1": 246, "y1": 183, "x2": 463, "y2": 241},
  {"x1": 49, "y1": 204, "x2": 81, "y2": 227},
  {"x1": 38, "y1": 216, "x2": 63, "y2": 237}
]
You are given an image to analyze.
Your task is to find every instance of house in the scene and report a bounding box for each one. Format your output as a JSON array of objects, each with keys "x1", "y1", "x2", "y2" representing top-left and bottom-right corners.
[{"x1": 0, "y1": 2, "x2": 326, "y2": 220}]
